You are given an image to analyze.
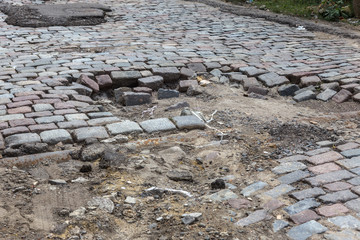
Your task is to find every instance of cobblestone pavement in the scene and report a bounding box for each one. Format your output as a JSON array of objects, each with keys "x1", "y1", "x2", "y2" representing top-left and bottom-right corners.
[{"x1": 1, "y1": 0, "x2": 360, "y2": 239}]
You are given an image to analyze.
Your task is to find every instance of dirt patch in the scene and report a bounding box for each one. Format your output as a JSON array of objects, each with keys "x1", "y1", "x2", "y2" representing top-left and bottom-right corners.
[{"x1": 0, "y1": 3, "x2": 111, "y2": 27}]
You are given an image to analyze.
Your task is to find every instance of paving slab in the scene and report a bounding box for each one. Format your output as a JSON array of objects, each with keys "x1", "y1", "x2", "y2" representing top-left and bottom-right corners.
[
  {"x1": 328, "y1": 215, "x2": 360, "y2": 229},
  {"x1": 171, "y1": 115, "x2": 205, "y2": 130},
  {"x1": 287, "y1": 220, "x2": 327, "y2": 240},
  {"x1": 106, "y1": 121, "x2": 143, "y2": 135},
  {"x1": 139, "y1": 118, "x2": 177, "y2": 133},
  {"x1": 305, "y1": 170, "x2": 356, "y2": 186},
  {"x1": 272, "y1": 162, "x2": 307, "y2": 174},
  {"x1": 73, "y1": 127, "x2": 109, "y2": 142},
  {"x1": 284, "y1": 198, "x2": 321, "y2": 215},
  {"x1": 241, "y1": 181, "x2": 268, "y2": 197}
]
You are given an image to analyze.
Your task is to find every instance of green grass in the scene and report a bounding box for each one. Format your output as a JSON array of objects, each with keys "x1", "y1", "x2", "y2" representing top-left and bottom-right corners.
[
  {"x1": 227, "y1": 0, "x2": 353, "y2": 19},
  {"x1": 253, "y1": 0, "x2": 321, "y2": 18}
]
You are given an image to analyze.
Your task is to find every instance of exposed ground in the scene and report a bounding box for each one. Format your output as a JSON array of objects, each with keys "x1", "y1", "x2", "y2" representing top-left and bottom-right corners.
[{"x1": 0, "y1": 0, "x2": 360, "y2": 239}]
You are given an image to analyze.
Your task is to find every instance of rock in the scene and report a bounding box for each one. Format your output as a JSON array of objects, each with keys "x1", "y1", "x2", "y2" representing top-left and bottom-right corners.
[
  {"x1": 81, "y1": 144, "x2": 105, "y2": 161},
  {"x1": 69, "y1": 207, "x2": 86, "y2": 218},
  {"x1": 352, "y1": 93, "x2": 360, "y2": 102},
  {"x1": 114, "y1": 87, "x2": 132, "y2": 103},
  {"x1": 158, "y1": 88, "x2": 179, "y2": 99},
  {"x1": 294, "y1": 85, "x2": 315, "y2": 95},
  {"x1": 159, "y1": 146, "x2": 186, "y2": 163},
  {"x1": 138, "y1": 76, "x2": 164, "y2": 90},
  {"x1": 182, "y1": 215, "x2": 196, "y2": 225},
  {"x1": 40, "y1": 129, "x2": 72, "y2": 144},
  {"x1": 167, "y1": 170, "x2": 193, "y2": 181},
  {"x1": 211, "y1": 179, "x2": 226, "y2": 190},
  {"x1": 263, "y1": 184, "x2": 295, "y2": 198},
  {"x1": 77, "y1": 74, "x2": 99, "y2": 92},
  {"x1": 74, "y1": 127, "x2": 109, "y2": 142},
  {"x1": 187, "y1": 63, "x2": 206, "y2": 72},
  {"x1": 180, "y1": 67, "x2": 196, "y2": 79},
  {"x1": 133, "y1": 87, "x2": 152, "y2": 94},
  {"x1": 106, "y1": 120, "x2": 143, "y2": 135},
  {"x1": 284, "y1": 198, "x2": 320, "y2": 215},
  {"x1": 273, "y1": 220, "x2": 289, "y2": 232},
  {"x1": 278, "y1": 84, "x2": 300, "y2": 96},
  {"x1": 287, "y1": 220, "x2": 327, "y2": 240},
  {"x1": 87, "y1": 197, "x2": 114, "y2": 213},
  {"x1": 80, "y1": 164, "x2": 92, "y2": 173},
  {"x1": 219, "y1": 76, "x2": 229, "y2": 84},
  {"x1": 332, "y1": 89, "x2": 352, "y2": 103},
  {"x1": 293, "y1": 90, "x2": 316, "y2": 102},
  {"x1": 181, "y1": 212, "x2": 202, "y2": 225},
  {"x1": 95, "y1": 74, "x2": 112, "y2": 89},
  {"x1": 49, "y1": 179, "x2": 67, "y2": 185},
  {"x1": 111, "y1": 71, "x2": 142, "y2": 87},
  {"x1": 241, "y1": 181, "x2": 268, "y2": 197},
  {"x1": 140, "y1": 118, "x2": 177, "y2": 133},
  {"x1": 206, "y1": 189, "x2": 238, "y2": 202},
  {"x1": 124, "y1": 196, "x2": 137, "y2": 204},
  {"x1": 321, "y1": 82, "x2": 340, "y2": 91},
  {"x1": 247, "y1": 86, "x2": 269, "y2": 95},
  {"x1": 239, "y1": 66, "x2": 267, "y2": 77},
  {"x1": 272, "y1": 162, "x2": 307, "y2": 174},
  {"x1": 210, "y1": 69, "x2": 222, "y2": 77},
  {"x1": 5, "y1": 133, "x2": 41, "y2": 147},
  {"x1": 99, "y1": 150, "x2": 126, "y2": 169},
  {"x1": 71, "y1": 177, "x2": 88, "y2": 183},
  {"x1": 242, "y1": 77, "x2": 261, "y2": 90},
  {"x1": 20, "y1": 142, "x2": 48, "y2": 154},
  {"x1": 258, "y1": 72, "x2": 289, "y2": 87},
  {"x1": 300, "y1": 76, "x2": 321, "y2": 87},
  {"x1": 179, "y1": 80, "x2": 198, "y2": 92},
  {"x1": 165, "y1": 101, "x2": 190, "y2": 111},
  {"x1": 317, "y1": 88, "x2": 337, "y2": 101},
  {"x1": 235, "y1": 209, "x2": 270, "y2": 227},
  {"x1": 152, "y1": 67, "x2": 180, "y2": 82},
  {"x1": 227, "y1": 198, "x2": 251, "y2": 209},
  {"x1": 229, "y1": 73, "x2": 247, "y2": 83},
  {"x1": 171, "y1": 115, "x2": 205, "y2": 130},
  {"x1": 186, "y1": 85, "x2": 203, "y2": 96},
  {"x1": 328, "y1": 215, "x2": 360, "y2": 229},
  {"x1": 123, "y1": 92, "x2": 152, "y2": 106}
]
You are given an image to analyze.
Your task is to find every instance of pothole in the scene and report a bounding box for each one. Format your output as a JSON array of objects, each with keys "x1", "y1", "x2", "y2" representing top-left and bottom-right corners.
[{"x1": 0, "y1": 3, "x2": 111, "y2": 27}]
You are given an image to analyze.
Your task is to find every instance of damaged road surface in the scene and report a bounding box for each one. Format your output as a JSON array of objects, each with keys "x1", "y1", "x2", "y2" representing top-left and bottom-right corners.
[
  {"x1": 0, "y1": 3, "x2": 111, "y2": 27},
  {"x1": 1, "y1": 0, "x2": 360, "y2": 239}
]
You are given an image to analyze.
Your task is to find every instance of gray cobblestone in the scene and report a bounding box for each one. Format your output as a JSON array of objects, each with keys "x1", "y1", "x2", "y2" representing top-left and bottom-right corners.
[
  {"x1": 284, "y1": 198, "x2": 321, "y2": 215},
  {"x1": 40, "y1": 129, "x2": 72, "y2": 144},
  {"x1": 106, "y1": 121, "x2": 143, "y2": 135},
  {"x1": 73, "y1": 126, "x2": 109, "y2": 142},
  {"x1": 287, "y1": 220, "x2": 327, "y2": 240},
  {"x1": 140, "y1": 118, "x2": 177, "y2": 133}
]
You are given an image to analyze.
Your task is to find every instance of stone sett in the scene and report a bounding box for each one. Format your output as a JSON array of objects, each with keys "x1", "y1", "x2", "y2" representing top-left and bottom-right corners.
[
  {"x1": 317, "y1": 203, "x2": 349, "y2": 217},
  {"x1": 290, "y1": 209, "x2": 320, "y2": 224},
  {"x1": 324, "y1": 181, "x2": 353, "y2": 191},
  {"x1": 306, "y1": 170, "x2": 355, "y2": 186},
  {"x1": 40, "y1": 129, "x2": 72, "y2": 144},
  {"x1": 319, "y1": 190, "x2": 358, "y2": 203},
  {"x1": 308, "y1": 162, "x2": 342, "y2": 175},
  {"x1": 291, "y1": 187, "x2": 326, "y2": 201},
  {"x1": 307, "y1": 151, "x2": 344, "y2": 165},
  {"x1": 73, "y1": 126, "x2": 109, "y2": 142}
]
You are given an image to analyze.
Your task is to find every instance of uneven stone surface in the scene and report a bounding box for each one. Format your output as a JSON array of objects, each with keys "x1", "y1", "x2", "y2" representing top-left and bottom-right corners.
[{"x1": 2, "y1": 0, "x2": 360, "y2": 238}]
